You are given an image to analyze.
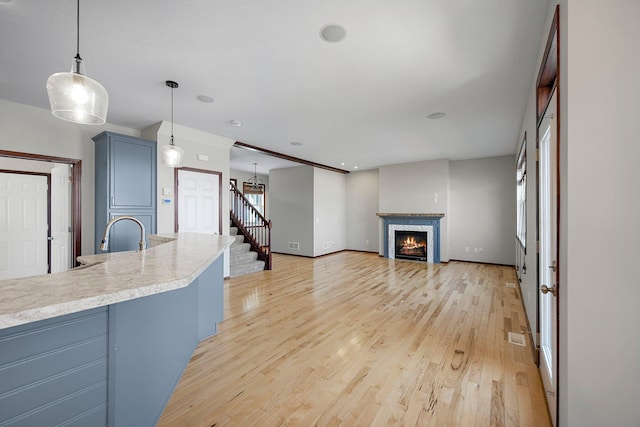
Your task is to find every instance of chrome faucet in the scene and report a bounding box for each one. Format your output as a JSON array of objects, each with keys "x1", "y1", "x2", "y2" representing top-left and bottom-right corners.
[{"x1": 99, "y1": 216, "x2": 146, "y2": 251}]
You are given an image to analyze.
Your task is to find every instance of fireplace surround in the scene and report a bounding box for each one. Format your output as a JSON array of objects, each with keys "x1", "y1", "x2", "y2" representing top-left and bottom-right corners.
[{"x1": 377, "y1": 213, "x2": 444, "y2": 263}]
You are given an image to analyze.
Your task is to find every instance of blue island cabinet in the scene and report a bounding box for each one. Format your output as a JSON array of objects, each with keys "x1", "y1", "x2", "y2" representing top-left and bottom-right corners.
[
  {"x1": 93, "y1": 132, "x2": 157, "y2": 254},
  {"x1": 0, "y1": 256, "x2": 224, "y2": 427}
]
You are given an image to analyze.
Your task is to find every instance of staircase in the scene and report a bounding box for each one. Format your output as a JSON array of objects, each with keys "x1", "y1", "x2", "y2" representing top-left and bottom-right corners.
[
  {"x1": 229, "y1": 181, "x2": 272, "y2": 277},
  {"x1": 229, "y1": 225, "x2": 266, "y2": 277}
]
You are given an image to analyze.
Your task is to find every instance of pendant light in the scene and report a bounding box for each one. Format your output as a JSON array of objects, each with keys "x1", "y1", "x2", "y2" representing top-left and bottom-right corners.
[
  {"x1": 247, "y1": 162, "x2": 264, "y2": 189},
  {"x1": 46, "y1": 0, "x2": 108, "y2": 125},
  {"x1": 161, "y1": 80, "x2": 184, "y2": 168}
]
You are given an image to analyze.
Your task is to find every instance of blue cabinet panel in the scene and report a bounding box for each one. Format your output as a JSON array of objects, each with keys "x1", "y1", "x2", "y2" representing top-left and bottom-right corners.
[
  {"x1": 107, "y1": 211, "x2": 155, "y2": 253},
  {"x1": 110, "y1": 138, "x2": 155, "y2": 209},
  {"x1": 93, "y1": 132, "x2": 157, "y2": 254},
  {"x1": 108, "y1": 283, "x2": 199, "y2": 427},
  {"x1": 13, "y1": 383, "x2": 107, "y2": 427},
  {"x1": 0, "y1": 308, "x2": 108, "y2": 427},
  {"x1": 198, "y1": 256, "x2": 224, "y2": 339}
]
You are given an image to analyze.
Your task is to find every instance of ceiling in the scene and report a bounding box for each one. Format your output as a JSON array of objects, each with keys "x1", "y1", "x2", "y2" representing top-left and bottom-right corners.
[{"x1": 0, "y1": 0, "x2": 549, "y2": 174}]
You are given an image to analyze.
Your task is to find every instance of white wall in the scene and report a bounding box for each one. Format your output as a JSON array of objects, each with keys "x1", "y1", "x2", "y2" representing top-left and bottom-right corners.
[
  {"x1": 269, "y1": 166, "x2": 314, "y2": 256},
  {"x1": 449, "y1": 156, "x2": 516, "y2": 265},
  {"x1": 313, "y1": 168, "x2": 346, "y2": 256},
  {"x1": 141, "y1": 121, "x2": 234, "y2": 236},
  {"x1": 558, "y1": 1, "x2": 640, "y2": 425},
  {"x1": 346, "y1": 169, "x2": 379, "y2": 252},
  {"x1": 0, "y1": 99, "x2": 139, "y2": 255},
  {"x1": 515, "y1": 1, "x2": 551, "y2": 344},
  {"x1": 0, "y1": 158, "x2": 58, "y2": 173},
  {"x1": 142, "y1": 122, "x2": 234, "y2": 277},
  {"x1": 378, "y1": 159, "x2": 450, "y2": 261}
]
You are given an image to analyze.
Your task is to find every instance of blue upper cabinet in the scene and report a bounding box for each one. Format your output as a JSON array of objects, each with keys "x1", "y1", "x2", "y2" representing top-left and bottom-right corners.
[
  {"x1": 93, "y1": 132, "x2": 157, "y2": 254},
  {"x1": 109, "y1": 138, "x2": 156, "y2": 209}
]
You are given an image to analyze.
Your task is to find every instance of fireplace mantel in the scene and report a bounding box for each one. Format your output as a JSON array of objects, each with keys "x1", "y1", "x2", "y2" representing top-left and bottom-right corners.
[
  {"x1": 377, "y1": 213, "x2": 444, "y2": 263},
  {"x1": 376, "y1": 213, "x2": 444, "y2": 218}
]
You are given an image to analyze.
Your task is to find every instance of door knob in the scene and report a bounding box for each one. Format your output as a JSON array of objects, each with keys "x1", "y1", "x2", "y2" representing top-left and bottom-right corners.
[{"x1": 540, "y1": 285, "x2": 557, "y2": 296}]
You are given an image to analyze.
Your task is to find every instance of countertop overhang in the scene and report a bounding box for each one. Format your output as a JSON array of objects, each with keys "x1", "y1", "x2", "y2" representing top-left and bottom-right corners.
[{"x1": 0, "y1": 233, "x2": 234, "y2": 330}]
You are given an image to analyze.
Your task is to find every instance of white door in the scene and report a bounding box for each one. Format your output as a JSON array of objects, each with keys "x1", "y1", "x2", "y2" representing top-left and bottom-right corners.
[
  {"x1": 177, "y1": 170, "x2": 221, "y2": 235},
  {"x1": 0, "y1": 172, "x2": 49, "y2": 280},
  {"x1": 538, "y1": 91, "x2": 558, "y2": 424},
  {"x1": 50, "y1": 164, "x2": 72, "y2": 273}
]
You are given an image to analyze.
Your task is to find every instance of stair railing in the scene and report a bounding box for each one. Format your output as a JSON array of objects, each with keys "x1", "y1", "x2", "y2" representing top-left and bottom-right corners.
[{"x1": 230, "y1": 182, "x2": 272, "y2": 270}]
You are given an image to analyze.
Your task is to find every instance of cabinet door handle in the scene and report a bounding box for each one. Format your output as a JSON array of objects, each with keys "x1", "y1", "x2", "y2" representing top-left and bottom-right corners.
[{"x1": 111, "y1": 196, "x2": 115, "y2": 206}]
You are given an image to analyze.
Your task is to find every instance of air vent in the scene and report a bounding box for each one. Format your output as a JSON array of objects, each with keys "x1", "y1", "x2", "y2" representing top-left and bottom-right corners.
[
  {"x1": 508, "y1": 332, "x2": 526, "y2": 346},
  {"x1": 505, "y1": 282, "x2": 516, "y2": 288},
  {"x1": 288, "y1": 242, "x2": 300, "y2": 250}
]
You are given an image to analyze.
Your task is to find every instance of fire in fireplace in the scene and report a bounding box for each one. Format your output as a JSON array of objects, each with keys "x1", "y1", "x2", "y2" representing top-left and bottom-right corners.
[{"x1": 395, "y1": 230, "x2": 428, "y2": 261}]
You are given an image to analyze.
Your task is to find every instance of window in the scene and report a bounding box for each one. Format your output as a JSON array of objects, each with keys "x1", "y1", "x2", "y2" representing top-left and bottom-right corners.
[
  {"x1": 243, "y1": 182, "x2": 265, "y2": 218},
  {"x1": 516, "y1": 133, "x2": 527, "y2": 249}
]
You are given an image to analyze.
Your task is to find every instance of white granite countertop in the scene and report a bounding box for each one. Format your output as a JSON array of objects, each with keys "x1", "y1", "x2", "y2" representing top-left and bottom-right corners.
[{"x1": 0, "y1": 233, "x2": 235, "y2": 330}]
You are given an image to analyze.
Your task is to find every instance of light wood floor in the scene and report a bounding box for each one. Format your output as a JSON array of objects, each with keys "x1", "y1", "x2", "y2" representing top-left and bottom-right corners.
[{"x1": 158, "y1": 252, "x2": 551, "y2": 427}]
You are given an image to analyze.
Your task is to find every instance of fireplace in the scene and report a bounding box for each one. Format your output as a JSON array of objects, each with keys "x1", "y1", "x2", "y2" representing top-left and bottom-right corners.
[
  {"x1": 377, "y1": 213, "x2": 444, "y2": 263},
  {"x1": 395, "y1": 231, "x2": 428, "y2": 261}
]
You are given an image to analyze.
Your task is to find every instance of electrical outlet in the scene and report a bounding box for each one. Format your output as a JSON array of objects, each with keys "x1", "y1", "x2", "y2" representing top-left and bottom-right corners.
[
  {"x1": 479, "y1": 247, "x2": 484, "y2": 253},
  {"x1": 465, "y1": 246, "x2": 469, "y2": 253},
  {"x1": 474, "y1": 248, "x2": 478, "y2": 253}
]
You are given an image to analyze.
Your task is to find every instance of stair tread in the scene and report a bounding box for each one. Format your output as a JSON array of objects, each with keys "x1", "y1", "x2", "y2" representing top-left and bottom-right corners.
[
  {"x1": 230, "y1": 260, "x2": 266, "y2": 278},
  {"x1": 230, "y1": 252, "x2": 258, "y2": 263},
  {"x1": 230, "y1": 243, "x2": 251, "y2": 254},
  {"x1": 229, "y1": 218, "x2": 268, "y2": 277}
]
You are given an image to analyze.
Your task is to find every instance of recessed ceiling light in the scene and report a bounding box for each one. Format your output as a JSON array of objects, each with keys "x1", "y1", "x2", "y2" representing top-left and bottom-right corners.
[
  {"x1": 341, "y1": 162, "x2": 345, "y2": 166},
  {"x1": 320, "y1": 24, "x2": 346, "y2": 43},
  {"x1": 229, "y1": 120, "x2": 242, "y2": 127},
  {"x1": 427, "y1": 112, "x2": 447, "y2": 119},
  {"x1": 354, "y1": 166, "x2": 358, "y2": 169},
  {"x1": 197, "y1": 95, "x2": 214, "y2": 103},
  {"x1": 290, "y1": 141, "x2": 303, "y2": 146}
]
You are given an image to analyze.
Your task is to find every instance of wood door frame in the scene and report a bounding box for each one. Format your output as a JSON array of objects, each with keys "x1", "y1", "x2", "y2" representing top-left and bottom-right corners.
[
  {"x1": 174, "y1": 167, "x2": 223, "y2": 234},
  {"x1": 535, "y1": 5, "x2": 560, "y2": 425},
  {"x1": 0, "y1": 170, "x2": 51, "y2": 273},
  {"x1": 0, "y1": 150, "x2": 81, "y2": 267}
]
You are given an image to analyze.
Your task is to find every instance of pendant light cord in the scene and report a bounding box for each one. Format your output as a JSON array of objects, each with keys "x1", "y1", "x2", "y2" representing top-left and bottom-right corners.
[
  {"x1": 165, "y1": 81, "x2": 179, "y2": 147},
  {"x1": 170, "y1": 84, "x2": 175, "y2": 145},
  {"x1": 76, "y1": 0, "x2": 80, "y2": 55},
  {"x1": 74, "y1": 0, "x2": 82, "y2": 73}
]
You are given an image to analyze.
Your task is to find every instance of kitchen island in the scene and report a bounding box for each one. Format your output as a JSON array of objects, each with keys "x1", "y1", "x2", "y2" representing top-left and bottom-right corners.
[{"x1": 0, "y1": 233, "x2": 234, "y2": 427}]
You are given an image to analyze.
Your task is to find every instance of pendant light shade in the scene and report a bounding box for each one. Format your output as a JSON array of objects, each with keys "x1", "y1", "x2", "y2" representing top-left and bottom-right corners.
[
  {"x1": 161, "y1": 139, "x2": 184, "y2": 168},
  {"x1": 161, "y1": 80, "x2": 184, "y2": 168},
  {"x1": 46, "y1": 0, "x2": 108, "y2": 125}
]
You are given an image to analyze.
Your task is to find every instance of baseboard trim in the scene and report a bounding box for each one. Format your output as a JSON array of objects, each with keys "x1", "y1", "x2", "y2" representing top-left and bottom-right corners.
[
  {"x1": 448, "y1": 259, "x2": 515, "y2": 268},
  {"x1": 272, "y1": 249, "x2": 379, "y2": 259},
  {"x1": 511, "y1": 265, "x2": 538, "y2": 363}
]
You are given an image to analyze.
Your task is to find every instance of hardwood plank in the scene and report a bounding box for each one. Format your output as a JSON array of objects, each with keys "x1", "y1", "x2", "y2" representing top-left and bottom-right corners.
[{"x1": 158, "y1": 253, "x2": 551, "y2": 426}]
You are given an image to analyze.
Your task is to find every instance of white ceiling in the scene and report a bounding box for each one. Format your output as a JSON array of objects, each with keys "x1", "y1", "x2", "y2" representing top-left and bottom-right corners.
[{"x1": 0, "y1": 0, "x2": 549, "y2": 174}]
